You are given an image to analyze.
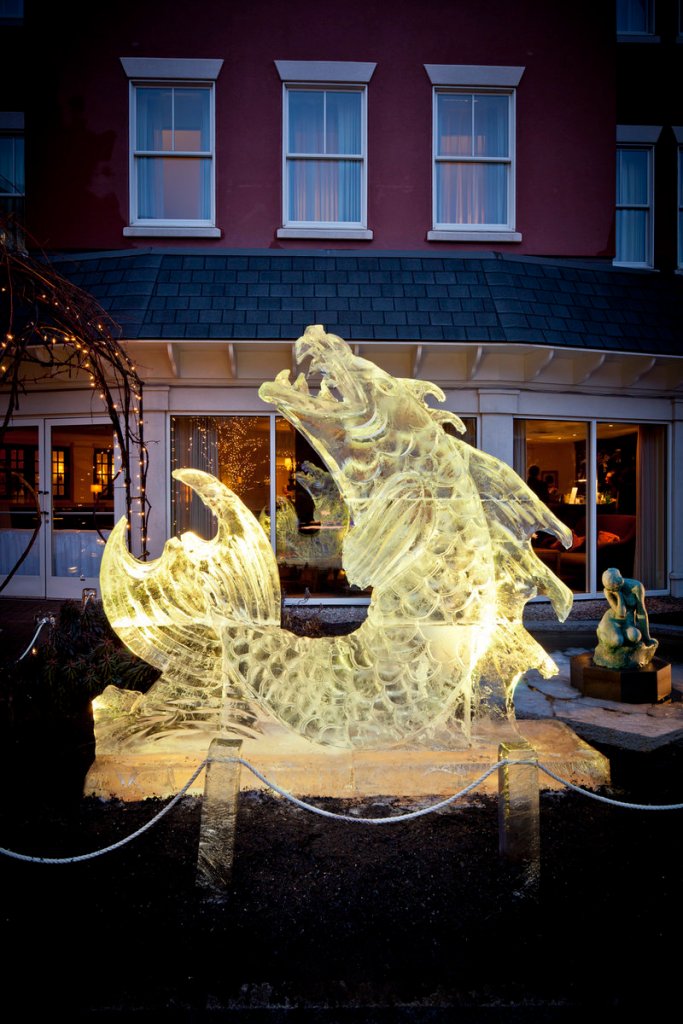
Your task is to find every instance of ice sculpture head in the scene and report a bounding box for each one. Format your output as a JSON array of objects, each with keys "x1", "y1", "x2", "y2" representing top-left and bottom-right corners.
[{"x1": 259, "y1": 325, "x2": 467, "y2": 506}]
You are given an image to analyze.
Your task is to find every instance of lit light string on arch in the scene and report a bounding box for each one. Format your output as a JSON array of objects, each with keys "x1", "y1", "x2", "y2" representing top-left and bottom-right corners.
[{"x1": 0, "y1": 231, "x2": 150, "y2": 581}]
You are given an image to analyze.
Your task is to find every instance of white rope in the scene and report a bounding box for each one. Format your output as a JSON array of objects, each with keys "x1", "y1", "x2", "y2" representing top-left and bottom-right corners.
[
  {"x1": 230, "y1": 756, "x2": 505, "y2": 823},
  {"x1": 0, "y1": 759, "x2": 209, "y2": 864},
  {"x1": 535, "y1": 761, "x2": 683, "y2": 811},
  {"x1": 2, "y1": 753, "x2": 682, "y2": 866},
  {"x1": 17, "y1": 615, "x2": 54, "y2": 662}
]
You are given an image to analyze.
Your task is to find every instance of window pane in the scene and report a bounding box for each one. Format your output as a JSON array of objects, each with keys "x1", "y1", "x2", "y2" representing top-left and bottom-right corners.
[
  {"x1": 288, "y1": 91, "x2": 324, "y2": 153},
  {"x1": 0, "y1": 136, "x2": 22, "y2": 194},
  {"x1": 288, "y1": 159, "x2": 361, "y2": 222},
  {"x1": 137, "y1": 156, "x2": 210, "y2": 219},
  {"x1": 473, "y1": 95, "x2": 508, "y2": 157},
  {"x1": 518, "y1": 420, "x2": 589, "y2": 594},
  {"x1": 617, "y1": 0, "x2": 651, "y2": 32},
  {"x1": 0, "y1": 426, "x2": 39, "y2": 578},
  {"x1": 616, "y1": 148, "x2": 649, "y2": 204},
  {"x1": 436, "y1": 161, "x2": 507, "y2": 225},
  {"x1": 273, "y1": 418, "x2": 358, "y2": 598},
  {"x1": 171, "y1": 416, "x2": 271, "y2": 539},
  {"x1": 616, "y1": 208, "x2": 648, "y2": 263},
  {"x1": 325, "y1": 91, "x2": 361, "y2": 155},
  {"x1": 136, "y1": 87, "x2": 173, "y2": 151},
  {"x1": 174, "y1": 88, "x2": 210, "y2": 151},
  {"x1": 437, "y1": 94, "x2": 472, "y2": 156},
  {"x1": 0, "y1": 137, "x2": 15, "y2": 193}
]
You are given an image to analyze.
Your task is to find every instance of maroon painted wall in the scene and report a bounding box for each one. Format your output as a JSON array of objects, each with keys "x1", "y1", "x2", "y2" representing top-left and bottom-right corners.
[{"x1": 25, "y1": 0, "x2": 615, "y2": 256}]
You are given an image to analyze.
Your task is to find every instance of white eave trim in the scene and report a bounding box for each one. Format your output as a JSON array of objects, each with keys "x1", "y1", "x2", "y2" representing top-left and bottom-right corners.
[
  {"x1": 617, "y1": 124, "x2": 662, "y2": 144},
  {"x1": 424, "y1": 64, "x2": 525, "y2": 87},
  {"x1": 275, "y1": 60, "x2": 376, "y2": 83},
  {"x1": 120, "y1": 57, "x2": 224, "y2": 80}
]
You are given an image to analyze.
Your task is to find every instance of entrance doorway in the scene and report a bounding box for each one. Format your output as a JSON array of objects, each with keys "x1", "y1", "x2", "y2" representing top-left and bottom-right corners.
[{"x1": 0, "y1": 419, "x2": 114, "y2": 598}]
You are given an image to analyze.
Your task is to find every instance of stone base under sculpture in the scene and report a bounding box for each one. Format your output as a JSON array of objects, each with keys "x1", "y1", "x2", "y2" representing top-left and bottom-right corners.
[
  {"x1": 83, "y1": 718, "x2": 609, "y2": 801},
  {"x1": 570, "y1": 652, "x2": 672, "y2": 705}
]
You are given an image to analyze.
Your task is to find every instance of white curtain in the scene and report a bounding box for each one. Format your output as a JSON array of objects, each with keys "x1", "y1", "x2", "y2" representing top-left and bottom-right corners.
[
  {"x1": 171, "y1": 417, "x2": 218, "y2": 539},
  {"x1": 288, "y1": 90, "x2": 361, "y2": 223}
]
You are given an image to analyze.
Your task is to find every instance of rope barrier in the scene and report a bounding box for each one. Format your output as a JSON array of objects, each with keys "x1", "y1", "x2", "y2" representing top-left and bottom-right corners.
[
  {"x1": 17, "y1": 614, "x2": 55, "y2": 663},
  {"x1": 1, "y1": 754, "x2": 682, "y2": 865},
  {"x1": 0, "y1": 759, "x2": 208, "y2": 864}
]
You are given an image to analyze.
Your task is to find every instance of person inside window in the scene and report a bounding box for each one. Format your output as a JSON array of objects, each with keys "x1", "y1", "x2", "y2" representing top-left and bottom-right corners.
[{"x1": 526, "y1": 464, "x2": 549, "y2": 501}]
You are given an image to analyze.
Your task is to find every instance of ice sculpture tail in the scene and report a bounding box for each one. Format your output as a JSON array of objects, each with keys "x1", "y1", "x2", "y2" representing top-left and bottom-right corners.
[{"x1": 99, "y1": 469, "x2": 281, "y2": 749}]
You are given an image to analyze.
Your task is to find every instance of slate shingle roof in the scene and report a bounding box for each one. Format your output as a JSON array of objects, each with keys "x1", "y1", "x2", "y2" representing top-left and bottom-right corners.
[{"x1": 52, "y1": 250, "x2": 683, "y2": 356}]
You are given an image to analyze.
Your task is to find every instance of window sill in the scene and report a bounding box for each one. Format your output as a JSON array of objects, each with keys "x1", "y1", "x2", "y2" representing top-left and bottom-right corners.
[
  {"x1": 277, "y1": 227, "x2": 373, "y2": 240},
  {"x1": 123, "y1": 225, "x2": 222, "y2": 238},
  {"x1": 612, "y1": 260, "x2": 657, "y2": 271},
  {"x1": 617, "y1": 34, "x2": 661, "y2": 43},
  {"x1": 428, "y1": 229, "x2": 522, "y2": 242}
]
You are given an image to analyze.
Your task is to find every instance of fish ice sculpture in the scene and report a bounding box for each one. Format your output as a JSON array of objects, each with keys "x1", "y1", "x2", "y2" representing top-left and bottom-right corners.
[{"x1": 99, "y1": 326, "x2": 572, "y2": 752}]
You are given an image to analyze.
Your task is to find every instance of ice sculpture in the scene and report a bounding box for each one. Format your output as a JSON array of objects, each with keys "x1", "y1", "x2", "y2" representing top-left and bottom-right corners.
[{"x1": 99, "y1": 325, "x2": 573, "y2": 753}]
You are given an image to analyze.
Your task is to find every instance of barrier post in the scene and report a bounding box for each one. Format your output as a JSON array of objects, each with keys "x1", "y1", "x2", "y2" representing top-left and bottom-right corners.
[
  {"x1": 498, "y1": 741, "x2": 540, "y2": 884},
  {"x1": 196, "y1": 737, "x2": 243, "y2": 895}
]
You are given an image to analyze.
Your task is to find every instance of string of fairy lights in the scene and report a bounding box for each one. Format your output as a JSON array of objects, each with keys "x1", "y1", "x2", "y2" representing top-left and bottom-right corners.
[
  {"x1": 171, "y1": 415, "x2": 269, "y2": 534},
  {"x1": 0, "y1": 233, "x2": 150, "y2": 574}
]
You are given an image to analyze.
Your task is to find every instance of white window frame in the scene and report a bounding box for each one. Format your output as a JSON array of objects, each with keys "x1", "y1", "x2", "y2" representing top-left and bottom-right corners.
[
  {"x1": 275, "y1": 60, "x2": 375, "y2": 240},
  {"x1": 614, "y1": 125, "x2": 661, "y2": 269},
  {"x1": 425, "y1": 66, "x2": 524, "y2": 243},
  {"x1": 120, "y1": 57, "x2": 223, "y2": 238}
]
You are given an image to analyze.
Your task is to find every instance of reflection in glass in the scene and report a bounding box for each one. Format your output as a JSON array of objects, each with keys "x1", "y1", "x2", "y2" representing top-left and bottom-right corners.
[
  {"x1": 517, "y1": 419, "x2": 588, "y2": 593},
  {"x1": 50, "y1": 424, "x2": 113, "y2": 579},
  {"x1": 171, "y1": 416, "x2": 270, "y2": 540}
]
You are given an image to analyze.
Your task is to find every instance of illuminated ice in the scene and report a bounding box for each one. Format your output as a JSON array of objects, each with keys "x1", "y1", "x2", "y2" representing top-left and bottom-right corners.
[{"x1": 99, "y1": 326, "x2": 573, "y2": 753}]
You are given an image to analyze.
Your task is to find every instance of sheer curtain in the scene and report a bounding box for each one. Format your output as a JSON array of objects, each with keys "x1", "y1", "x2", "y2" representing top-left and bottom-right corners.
[
  {"x1": 512, "y1": 419, "x2": 527, "y2": 477},
  {"x1": 436, "y1": 92, "x2": 508, "y2": 226},
  {"x1": 171, "y1": 417, "x2": 218, "y2": 539},
  {"x1": 136, "y1": 86, "x2": 210, "y2": 220},
  {"x1": 634, "y1": 424, "x2": 667, "y2": 589},
  {"x1": 288, "y1": 89, "x2": 361, "y2": 223}
]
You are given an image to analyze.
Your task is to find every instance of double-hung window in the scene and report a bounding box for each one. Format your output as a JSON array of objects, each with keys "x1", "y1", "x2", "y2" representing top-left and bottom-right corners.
[
  {"x1": 120, "y1": 58, "x2": 222, "y2": 237},
  {"x1": 275, "y1": 61, "x2": 375, "y2": 239},
  {"x1": 0, "y1": 112, "x2": 24, "y2": 248},
  {"x1": 426, "y1": 66, "x2": 524, "y2": 242},
  {"x1": 614, "y1": 126, "x2": 660, "y2": 268}
]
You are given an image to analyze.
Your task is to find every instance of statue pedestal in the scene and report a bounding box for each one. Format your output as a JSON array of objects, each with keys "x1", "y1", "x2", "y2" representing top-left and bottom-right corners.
[{"x1": 570, "y1": 652, "x2": 672, "y2": 704}]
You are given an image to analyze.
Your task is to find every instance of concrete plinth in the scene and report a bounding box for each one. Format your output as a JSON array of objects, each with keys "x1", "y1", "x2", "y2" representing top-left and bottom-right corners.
[
  {"x1": 570, "y1": 652, "x2": 672, "y2": 704},
  {"x1": 83, "y1": 717, "x2": 609, "y2": 802}
]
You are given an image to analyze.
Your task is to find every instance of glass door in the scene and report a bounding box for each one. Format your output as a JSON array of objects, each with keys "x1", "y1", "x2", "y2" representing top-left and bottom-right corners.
[
  {"x1": 46, "y1": 421, "x2": 115, "y2": 598},
  {"x1": 0, "y1": 424, "x2": 43, "y2": 596}
]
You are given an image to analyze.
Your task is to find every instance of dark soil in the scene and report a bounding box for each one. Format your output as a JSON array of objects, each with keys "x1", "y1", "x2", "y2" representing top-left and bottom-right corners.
[
  {"x1": 1, "y1": 726, "x2": 682, "y2": 1021},
  {"x1": 1, "y1": 602, "x2": 682, "y2": 1019}
]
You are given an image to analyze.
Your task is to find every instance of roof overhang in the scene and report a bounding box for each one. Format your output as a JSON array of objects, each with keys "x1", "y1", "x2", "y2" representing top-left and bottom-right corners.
[{"x1": 121, "y1": 338, "x2": 683, "y2": 397}]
